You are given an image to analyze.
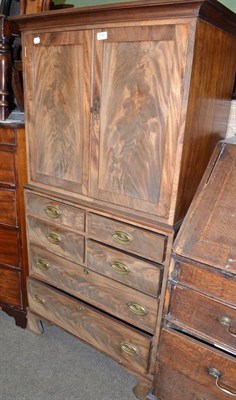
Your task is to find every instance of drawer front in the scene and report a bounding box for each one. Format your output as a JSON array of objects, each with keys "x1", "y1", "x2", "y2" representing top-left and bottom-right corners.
[
  {"x1": 0, "y1": 150, "x2": 15, "y2": 186},
  {"x1": 0, "y1": 226, "x2": 19, "y2": 267},
  {"x1": 172, "y1": 259, "x2": 236, "y2": 306},
  {"x1": 29, "y1": 245, "x2": 158, "y2": 333},
  {"x1": 0, "y1": 189, "x2": 17, "y2": 226},
  {"x1": 88, "y1": 214, "x2": 166, "y2": 263},
  {"x1": 25, "y1": 192, "x2": 85, "y2": 231},
  {"x1": 27, "y1": 278, "x2": 151, "y2": 374},
  {"x1": 167, "y1": 285, "x2": 236, "y2": 352},
  {"x1": 0, "y1": 128, "x2": 16, "y2": 144},
  {"x1": 27, "y1": 217, "x2": 84, "y2": 264},
  {"x1": 156, "y1": 329, "x2": 236, "y2": 400},
  {"x1": 0, "y1": 267, "x2": 22, "y2": 308},
  {"x1": 86, "y1": 240, "x2": 162, "y2": 297}
]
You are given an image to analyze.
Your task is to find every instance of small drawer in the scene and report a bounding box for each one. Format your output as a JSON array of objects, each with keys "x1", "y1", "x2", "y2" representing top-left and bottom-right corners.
[
  {"x1": 25, "y1": 192, "x2": 85, "y2": 231},
  {"x1": 86, "y1": 240, "x2": 162, "y2": 297},
  {"x1": 0, "y1": 127, "x2": 16, "y2": 145},
  {"x1": 29, "y1": 245, "x2": 158, "y2": 333},
  {"x1": 0, "y1": 266, "x2": 22, "y2": 308},
  {"x1": 171, "y1": 258, "x2": 236, "y2": 307},
  {"x1": 0, "y1": 188, "x2": 17, "y2": 226},
  {"x1": 167, "y1": 285, "x2": 236, "y2": 353},
  {"x1": 0, "y1": 150, "x2": 15, "y2": 186},
  {"x1": 0, "y1": 226, "x2": 19, "y2": 267},
  {"x1": 156, "y1": 328, "x2": 236, "y2": 400},
  {"x1": 27, "y1": 216, "x2": 84, "y2": 264},
  {"x1": 88, "y1": 214, "x2": 166, "y2": 263},
  {"x1": 27, "y1": 278, "x2": 151, "y2": 375}
]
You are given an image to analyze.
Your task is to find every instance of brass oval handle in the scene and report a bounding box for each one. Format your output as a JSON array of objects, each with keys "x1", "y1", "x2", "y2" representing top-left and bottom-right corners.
[
  {"x1": 46, "y1": 231, "x2": 62, "y2": 245},
  {"x1": 109, "y1": 261, "x2": 130, "y2": 275},
  {"x1": 217, "y1": 316, "x2": 236, "y2": 338},
  {"x1": 120, "y1": 342, "x2": 139, "y2": 357},
  {"x1": 45, "y1": 205, "x2": 61, "y2": 219},
  {"x1": 208, "y1": 368, "x2": 236, "y2": 396},
  {"x1": 127, "y1": 302, "x2": 148, "y2": 316},
  {"x1": 112, "y1": 231, "x2": 133, "y2": 245},
  {"x1": 32, "y1": 294, "x2": 46, "y2": 306},
  {"x1": 36, "y1": 258, "x2": 49, "y2": 271}
]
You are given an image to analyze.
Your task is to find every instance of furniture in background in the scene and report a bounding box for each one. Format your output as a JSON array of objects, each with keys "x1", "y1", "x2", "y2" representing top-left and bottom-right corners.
[
  {"x1": 11, "y1": 0, "x2": 236, "y2": 398},
  {"x1": 0, "y1": 121, "x2": 28, "y2": 328},
  {"x1": 155, "y1": 138, "x2": 236, "y2": 399}
]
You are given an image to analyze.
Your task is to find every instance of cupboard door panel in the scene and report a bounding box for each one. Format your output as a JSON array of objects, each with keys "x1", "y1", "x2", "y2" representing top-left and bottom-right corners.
[
  {"x1": 25, "y1": 30, "x2": 92, "y2": 195},
  {"x1": 91, "y1": 24, "x2": 188, "y2": 218}
]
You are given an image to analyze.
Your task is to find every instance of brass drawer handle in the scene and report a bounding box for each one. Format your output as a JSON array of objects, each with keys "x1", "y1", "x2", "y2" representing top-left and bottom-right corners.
[
  {"x1": 112, "y1": 231, "x2": 133, "y2": 245},
  {"x1": 46, "y1": 231, "x2": 62, "y2": 245},
  {"x1": 45, "y1": 205, "x2": 61, "y2": 219},
  {"x1": 32, "y1": 294, "x2": 46, "y2": 306},
  {"x1": 127, "y1": 302, "x2": 148, "y2": 316},
  {"x1": 209, "y1": 368, "x2": 236, "y2": 396},
  {"x1": 109, "y1": 261, "x2": 130, "y2": 275},
  {"x1": 120, "y1": 342, "x2": 139, "y2": 357},
  {"x1": 217, "y1": 316, "x2": 236, "y2": 338},
  {"x1": 36, "y1": 258, "x2": 49, "y2": 271}
]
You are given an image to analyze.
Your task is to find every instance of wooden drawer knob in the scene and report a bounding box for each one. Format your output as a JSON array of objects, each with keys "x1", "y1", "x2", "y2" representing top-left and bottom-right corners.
[
  {"x1": 217, "y1": 316, "x2": 236, "y2": 338},
  {"x1": 127, "y1": 302, "x2": 148, "y2": 316},
  {"x1": 120, "y1": 342, "x2": 139, "y2": 357},
  {"x1": 44, "y1": 205, "x2": 61, "y2": 219},
  {"x1": 208, "y1": 368, "x2": 236, "y2": 396},
  {"x1": 112, "y1": 231, "x2": 133, "y2": 245}
]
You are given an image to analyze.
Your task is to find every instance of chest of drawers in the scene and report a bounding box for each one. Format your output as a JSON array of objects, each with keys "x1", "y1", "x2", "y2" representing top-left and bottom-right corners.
[
  {"x1": 0, "y1": 122, "x2": 28, "y2": 327},
  {"x1": 155, "y1": 139, "x2": 236, "y2": 399},
  {"x1": 11, "y1": 1, "x2": 236, "y2": 398}
]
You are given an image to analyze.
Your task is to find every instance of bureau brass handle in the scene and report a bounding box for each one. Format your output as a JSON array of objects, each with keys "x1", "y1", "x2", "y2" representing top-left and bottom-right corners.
[
  {"x1": 127, "y1": 302, "x2": 148, "y2": 316},
  {"x1": 32, "y1": 294, "x2": 46, "y2": 306},
  {"x1": 46, "y1": 231, "x2": 62, "y2": 245},
  {"x1": 45, "y1": 205, "x2": 61, "y2": 219},
  {"x1": 217, "y1": 316, "x2": 236, "y2": 338},
  {"x1": 109, "y1": 261, "x2": 130, "y2": 275},
  {"x1": 112, "y1": 231, "x2": 133, "y2": 245},
  {"x1": 120, "y1": 342, "x2": 139, "y2": 357},
  {"x1": 36, "y1": 258, "x2": 49, "y2": 271},
  {"x1": 208, "y1": 368, "x2": 236, "y2": 396}
]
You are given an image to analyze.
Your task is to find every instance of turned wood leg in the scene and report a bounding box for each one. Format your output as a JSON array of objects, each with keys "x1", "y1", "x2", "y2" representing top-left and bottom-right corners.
[
  {"x1": 27, "y1": 310, "x2": 44, "y2": 335},
  {"x1": 133, "y1": 379, "x2": 153, "y2": 400}
]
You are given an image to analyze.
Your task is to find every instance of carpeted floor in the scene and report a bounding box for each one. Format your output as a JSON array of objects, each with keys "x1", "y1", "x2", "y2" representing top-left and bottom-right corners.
[{"x1": 0, "y1": 311, "x2": 138, "y2": 400}]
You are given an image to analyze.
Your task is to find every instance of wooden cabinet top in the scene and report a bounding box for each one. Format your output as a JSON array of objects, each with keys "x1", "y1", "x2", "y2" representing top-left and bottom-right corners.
[
  {"x1": 10, "y1": 0, "x2": 236, "y2": 35},
  {"x1": 174, "y1": 138, "x2": 236, "y2": 274}
]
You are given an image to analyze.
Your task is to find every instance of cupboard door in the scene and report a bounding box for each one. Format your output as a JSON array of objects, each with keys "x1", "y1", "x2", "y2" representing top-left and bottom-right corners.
[
  {"x1": 91, "y1": 24, "x2": 189, "y2": 218},
  {"x1": 24, "y1": 30, "x2": 92, "y2": 195}
]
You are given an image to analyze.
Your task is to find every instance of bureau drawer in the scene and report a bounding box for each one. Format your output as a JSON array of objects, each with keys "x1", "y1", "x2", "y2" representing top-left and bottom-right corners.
[
  {"x1": 156, "y1": 328, "x2": 236, "y2": 400},
  {"x1": 0, "y1": 150, "x2": 15, "y2": 186},
  {"x1": 29, "y1": 245, "x2": 158, "y2": 333},
  {"x1": 171, "y1": 258, "x2": 236, "y2": 306},
  {"x1": 0, "y1": 189, "x2": 17, "y2": 226},
  {"x1": 27, "y1": 217, "x2": 84, "y2": 264},
  {"x1": 0, "y1": 266, "x2": 22, "y2": 308},
  {"x1": 25, "y1": 192, "x2": 85, "y2": 231},
  {"x1": 167, "y1": 285, "x2": 236, "y2": 353},
  {"x1": 0, "y1": 226, "x2": 19, "y2": 267},
  {"x1": 27, "y1": 278, "x2": 151, "y2": 374},
  {"x1": 86, "y1": 240, "x2": 162, "y2": 297},
  {"x1": 88, "y1": 214, "x2": 166, "y2": 263}
]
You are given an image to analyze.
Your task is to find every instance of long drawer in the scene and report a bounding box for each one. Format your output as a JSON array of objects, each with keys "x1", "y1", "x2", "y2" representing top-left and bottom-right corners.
[
  {"x1": 25, "y1": 191, "x2": 85, "y2": 231},
  {"x1": 0, "y1": 266, "x2": 22, "y2": 308},
  {"x1": 167, "y1": 285, "x2": 236, "y2": 353},
  {"x1": 155, "y1": 328, "x2": 236, "y2": 400},
  {"x1": 86, "y1": 240, "x2": 162, "y2": 297},
  {"x1": 27, "y1": 278, "x2": 152, "y2": 375},
  {"x1": 27, "y1": 216, "x2": 84, "y2": 264},
  {"x1": 88, "y1": 213, "x2": 166, "y2": 263},
  {"x1": 171, "y1": 258, "x2": 236, "y2": 306},
  {"x1": 29, "y1": 245, "x2": 158, "y2": 333}
]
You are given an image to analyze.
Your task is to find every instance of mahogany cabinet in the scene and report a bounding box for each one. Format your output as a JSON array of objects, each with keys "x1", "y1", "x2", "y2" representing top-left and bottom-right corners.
[
  {"x1": 11, "y1": 1, "x2": 236, "y2": 399},
  {"x1": 155, "y1": 138, "x2": 236, "y2": 399},
  {"x1": 0, "y1": 122, "x2": 28, "y2": 327}
]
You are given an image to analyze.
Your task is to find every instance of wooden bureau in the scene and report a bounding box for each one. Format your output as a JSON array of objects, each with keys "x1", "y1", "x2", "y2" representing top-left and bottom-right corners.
[
  {"x1": 11, "y1": 1, "x2": 236, "y2": 398},
  {"x1": 155, "y1": 138, "x2": 236, "y2": 399},
  {"x1": 0, "y1": 122, "x2": 28, "y2": 328}
]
